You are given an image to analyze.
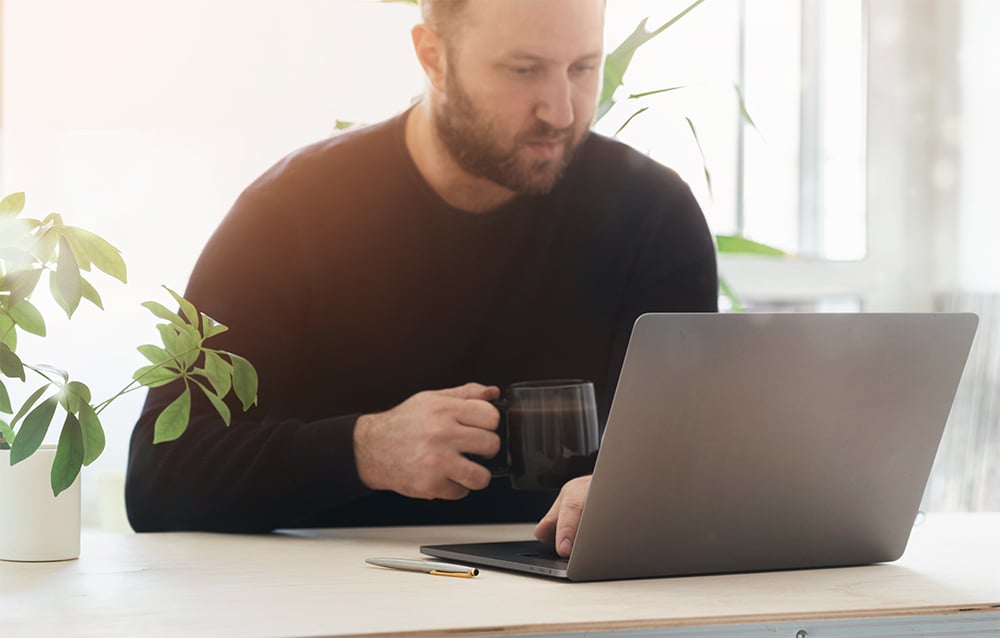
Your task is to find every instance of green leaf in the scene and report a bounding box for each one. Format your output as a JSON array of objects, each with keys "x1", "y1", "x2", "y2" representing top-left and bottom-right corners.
[
  {"x1": 734, "y1": 83, "x2": 758, "y2": 130},
  {"x1": 156, "y1": 323, "x2": 200, "y2": 368},
  {"x1": 0, "y1": 379, "x2": 11, "y2": 413},
  {"x1": 165, "y1": 287, "x2": 198, "y2": 327},
  {"x1": 8, "y1": 299, "x2": 46, "y2": 336},
  {"x1": 137, "y1": 344, "x2": 172, "y2": 365},
  {"x1": 133, "y1": 364, "x2": 182, "y2": 389},
  {"x1": 141, "y1": 301, "x2": 185, "y2": 327},
  {"x1": 78, "y1": 401, "x2": 105, "y2": 466},
  {"x1": 0, "y1": 267, "x2": 44, "y2": 301},
  {"x1": 200, "y1": 313, "x2": 229, "y2": 340},
  {"x1": 0, "y1": 417, "x2": 14, "y2": 446},
  {"x1": 54, "y1": 237, "x2": 83, "y2": 317},
  {"x1": 9, "y1": 395, "x2": 59, "y2": 465},
  {"x1": 33, "y1": 228, "x2": 58, "y2": 264},
  {"x1": 227, "y1": 353, "x2": 259, "y2": 411},
  {"x1": 718, "y1": 276, "x2": 745, "y2": 313},
  {"x1": 61, "y1": 226, "x2": 127, "y2": 283},
  {"x1": 597, "y1": 0, "x2": 707, "y2": 120},
  {"x1": 715, "y1": 234, "x2": 787, "y2": 257},
  {"x1": 193, "y1": 378, "x2": 231, "y2": 426},
  {"x1": 0, "y1": 314, "x2": 17, "y2": 352},
  {"x1": 10, "y1": 385, "x2": 49, "y2": 427},
  {"x1": 59, "y1": 226, "x2": 93, "y2": 272},
  {"x1": 61, "y1": 380, "x2": 92, "y2": 413},
  {"x1": 0, "y1": 342, "x2": 26, "y2": 381},
  {"x1": 627, "y1": 85, "x2": 686, "y2": 100},
  {"x1": 0, "y1": 192, "x2": 26, "y2": 217},
  {"x1": 614, "y1": 106, "x2": 650, "y2": 137},
  {"x1": 201, "y1": 350, "x2": 232, "y2": 397},
  {"x1": 51, "y1": 412, "x2": 84, "y2": 497},
  {"x1": 685, "y1": 116, "x2": 713, "y2": 200},
  {"x1": 153, "y1": 386, "x2": 191, "y2": 444},
  {"x1": 80, "y1": 277, "x2": 105, "y2": 309}
]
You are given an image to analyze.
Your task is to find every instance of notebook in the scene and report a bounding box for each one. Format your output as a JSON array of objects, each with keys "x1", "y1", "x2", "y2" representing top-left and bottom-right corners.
[{"x1": 421, "y1": 312, "x2": 979, "y2": 581}]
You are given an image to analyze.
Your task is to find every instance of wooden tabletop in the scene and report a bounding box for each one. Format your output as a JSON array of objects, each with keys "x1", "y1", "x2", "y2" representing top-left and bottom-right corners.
[{"x1": 2, "y1": 513, "x2": 998, "y2": 637}]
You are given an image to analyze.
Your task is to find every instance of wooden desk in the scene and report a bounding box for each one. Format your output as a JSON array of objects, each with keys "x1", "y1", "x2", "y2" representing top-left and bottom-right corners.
[{"x1": 2, "y1": 513, "x2": 998, "y2": 637}]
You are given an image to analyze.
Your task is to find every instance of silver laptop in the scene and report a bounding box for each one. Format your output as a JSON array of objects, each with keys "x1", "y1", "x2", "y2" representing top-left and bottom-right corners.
[{"x1": 421, "y1": 312, "x2": 979, "y2": 581}]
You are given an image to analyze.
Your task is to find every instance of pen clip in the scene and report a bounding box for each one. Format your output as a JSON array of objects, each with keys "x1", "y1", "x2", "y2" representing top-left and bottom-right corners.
[{"x1": 429, "y1": 568, "x2": 478, "y2": 578}]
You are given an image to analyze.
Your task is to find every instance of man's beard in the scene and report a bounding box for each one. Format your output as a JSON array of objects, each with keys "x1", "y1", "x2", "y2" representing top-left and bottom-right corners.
[{"x1": 434, "y1": 71, "x2": 587, "y2": 196}]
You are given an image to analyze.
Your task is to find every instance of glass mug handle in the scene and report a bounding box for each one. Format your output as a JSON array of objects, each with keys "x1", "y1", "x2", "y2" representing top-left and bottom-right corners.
[{"x1": 483, "y1": 398, "x2": 511, "y2": 476}]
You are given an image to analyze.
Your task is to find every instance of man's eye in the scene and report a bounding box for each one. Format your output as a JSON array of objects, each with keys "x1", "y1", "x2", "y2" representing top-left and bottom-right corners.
[
  {"x1": 510, "y1": 66, "x2": 539, "y2": 76},
  {"x1": 571, "y1": 64, "x2": 597, "y2": 75}
]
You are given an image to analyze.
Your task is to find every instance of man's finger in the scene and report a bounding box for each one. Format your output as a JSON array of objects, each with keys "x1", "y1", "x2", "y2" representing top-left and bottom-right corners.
[
  {"x1": 555, "y1": 495, "x2": 585, "y2": 557},
  {"x1": 533, "y1": 496, "x2": 561, "y2": 545},
  {"x1": 437, "y1": 383, "x2": 500, "y2": 401}
]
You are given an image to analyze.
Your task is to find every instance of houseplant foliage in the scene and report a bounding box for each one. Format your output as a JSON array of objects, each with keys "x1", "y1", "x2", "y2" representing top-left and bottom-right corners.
[{"x1": 0, "y1": 192, "x2": 258, "y2": 496}]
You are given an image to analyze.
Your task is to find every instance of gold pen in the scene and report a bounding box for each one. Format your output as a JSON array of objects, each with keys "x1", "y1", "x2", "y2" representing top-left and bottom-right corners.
[{"x1": 365, "y1": 557, "x2": 479, "y2": 578}]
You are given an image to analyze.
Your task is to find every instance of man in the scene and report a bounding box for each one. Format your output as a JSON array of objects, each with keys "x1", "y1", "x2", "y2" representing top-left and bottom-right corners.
[{"x1": 125, "y1": 0, "x2": 718, "y2": 558}]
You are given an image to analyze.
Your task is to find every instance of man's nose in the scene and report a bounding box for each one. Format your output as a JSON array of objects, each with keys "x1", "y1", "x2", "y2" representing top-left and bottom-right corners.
[{"x1": 534, "y1": 75, "x2": 575, "y2": 130}]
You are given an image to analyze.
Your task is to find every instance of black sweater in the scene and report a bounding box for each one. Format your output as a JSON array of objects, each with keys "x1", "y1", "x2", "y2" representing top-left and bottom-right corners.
[{"x1": 125, "y1": 110, "x2": 718, "y2": 532}]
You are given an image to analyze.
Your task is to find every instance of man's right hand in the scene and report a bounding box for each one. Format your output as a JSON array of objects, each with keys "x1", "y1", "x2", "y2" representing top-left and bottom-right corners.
[{"x1": 353, "y1": 383, "x2": 502, "y2": 500}]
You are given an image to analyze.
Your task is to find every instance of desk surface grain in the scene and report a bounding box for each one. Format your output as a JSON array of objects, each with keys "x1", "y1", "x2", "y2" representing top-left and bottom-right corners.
[{"x1": 2, "y1": 513, "x2": 998, "y2": 638}]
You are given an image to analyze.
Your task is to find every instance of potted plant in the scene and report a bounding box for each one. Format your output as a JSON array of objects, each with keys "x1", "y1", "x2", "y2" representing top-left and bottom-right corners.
[{"x1": 0, "y1": 191, "x2": 258, "y2": 561}]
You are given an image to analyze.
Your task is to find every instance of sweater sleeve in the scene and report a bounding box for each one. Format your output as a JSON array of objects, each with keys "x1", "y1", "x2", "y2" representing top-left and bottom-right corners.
[{"x1": 125, "y1": 184, "x2": 372, "y2": 532}]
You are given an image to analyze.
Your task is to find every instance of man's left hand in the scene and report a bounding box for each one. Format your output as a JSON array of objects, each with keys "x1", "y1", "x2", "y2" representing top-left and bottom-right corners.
[{"x1": 533, "y1": 475, "x2": 591, "y2": 558}]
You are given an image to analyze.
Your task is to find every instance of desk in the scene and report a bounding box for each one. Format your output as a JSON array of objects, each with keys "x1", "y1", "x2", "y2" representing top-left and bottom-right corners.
[{"x1": 1, "y1": 514, "x2": 998, "y2": 637}]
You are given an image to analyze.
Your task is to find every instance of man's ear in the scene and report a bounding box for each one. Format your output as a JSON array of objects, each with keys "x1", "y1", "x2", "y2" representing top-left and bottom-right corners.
[{"x1": 411, "y1": 23, "x2": 447, "y2": 93}]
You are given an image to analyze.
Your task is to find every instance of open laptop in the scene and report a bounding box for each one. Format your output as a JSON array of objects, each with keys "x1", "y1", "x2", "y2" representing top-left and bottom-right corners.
[{"x1": 421, "y1": 312, "x2": 979, "y2": 581}]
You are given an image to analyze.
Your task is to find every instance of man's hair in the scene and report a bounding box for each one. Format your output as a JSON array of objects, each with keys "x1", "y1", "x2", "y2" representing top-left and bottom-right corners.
[{"x1": 420, "y1": 0, "x2": 470, "y2": 43}]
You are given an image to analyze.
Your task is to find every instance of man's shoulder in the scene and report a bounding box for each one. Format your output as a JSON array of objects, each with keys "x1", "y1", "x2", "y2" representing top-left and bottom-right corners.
[
  {"x1": 245, "y1": 111, "x2": 408, "y2": 198},
  {"x1": 576, "y1": 132, "x2": 685, "y2": 186}
]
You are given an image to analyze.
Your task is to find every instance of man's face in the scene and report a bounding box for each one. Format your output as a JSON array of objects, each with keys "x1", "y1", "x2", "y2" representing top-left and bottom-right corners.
[{"x1": 432, "y1": 0, "x2": 605, "y2": 195}]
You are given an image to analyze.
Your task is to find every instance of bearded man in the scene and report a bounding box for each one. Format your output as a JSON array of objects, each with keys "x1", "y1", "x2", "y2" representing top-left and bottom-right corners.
[{"x1": 125, "y1": 0, "x2": 718, "y2": 558}]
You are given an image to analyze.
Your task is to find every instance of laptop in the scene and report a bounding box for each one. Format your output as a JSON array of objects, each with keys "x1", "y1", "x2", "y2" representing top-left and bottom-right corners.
[{"x1": 421, "y1": 312, "x2": 979, "y2": 581}]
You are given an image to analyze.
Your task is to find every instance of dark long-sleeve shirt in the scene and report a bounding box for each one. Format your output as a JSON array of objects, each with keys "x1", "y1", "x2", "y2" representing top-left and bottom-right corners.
[{"x1": 125, "y1": 110, "x2": 718, "y2": 532}]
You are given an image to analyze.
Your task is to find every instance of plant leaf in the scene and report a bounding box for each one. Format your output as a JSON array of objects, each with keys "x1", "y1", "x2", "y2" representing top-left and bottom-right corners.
[
  {"x1": 0, "y1": 379, "x2": 11, "y2": 413},
  {"x1": 141, "y1": 301, "x2": 185, "y2": 327},
  {"x1": 627, "y1": 85, "x2": 686, "y2": 100},
  {"x1": 62, "y1": 380, "x2": 92, "y2": 413},
  {"x1": 227, "y1": 353, "x2": 259, "y2": 411},
  {"x1": 614, "y1": 106, "x2": 650, "y2": 137},
  {"x1": 0, "y1": 342, "x2": 26, "y2": 381},
  {"x1": 34, "y1": 228, "x2": 58, "y2": 265},
  {"x1": 78, "y1": 401, "x2": 105, "y2": 466},
  {"x1": 54, "y1": 237, "x2": 83, "y2": 317},
  {"x1": 193, "y1": 378, "x2": 231, "y2": 426},
  {"x1": 10, "y1": 385, "x2": 49, "y2": 427},
  {"x1": 718, "y1": 276, "x2": 745, "y2": 313},
  {"x1": 9, "y1": 395, "x2": 59, "y2": 465},
  {"x1": 0, "y1": 192, "x2": 26, "y2": 217},
  {"x1": 62, "y1": 226, "x2": 127, "y2": 283},
  {"x1": 715, "y1": 234, "x2": 787, "y2": 257},
  {"x1": 202, "y1": 350, "x2": 232, "y2": 397},
  {"x1": 734, "y1": 83, "x2": 758, "y2": 130},
  {"x1": 0, "y1": 417, "x2": 14, "y2": 446},
  {"x1": 60, "y1": 227, "x2": 93, "y2": 272},
  {"x1": 200, "y1": 313, "x2": 229, "y2": 340},
  {"x1": 80, "y1": 277, "x2": 104, "y2": 309},
  {"x1": 133, "y1": 364, "x2": 182, "y2": 389},
  {"x1": 685, "y1": 116, "x2": 713, "y2": 200},
  {"x1": 0, "y1": 267, "x2": 44, "y2": 301},
  {"x1": 0, "y1": 314, "x2": 17, "y2": 352},
  {"x1": 597, "y1": 0, "x2": 707, "y2": 120},
  {"x1": 137, "y1": 344, "x2": 172, "y2": 365},
  {"x1": 8, "y1": 299, "x2": 46, "y2": 336},
  {"x1": 51, "y1": 412, "x2": 84, "y2": 497},
  {"x1": 156, "y1": 323, "x2": 200, "y2": 369},
  {"x1": 153, "y1": 386, "x2": 191, "y2": 444},
  {"x1": 165, "y1": 287, "x2": 198, "y2": 327}
]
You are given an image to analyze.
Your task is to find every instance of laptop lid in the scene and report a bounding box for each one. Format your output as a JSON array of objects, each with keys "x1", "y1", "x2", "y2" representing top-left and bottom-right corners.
[{"x1": 422, "y1": 312, "x2": 978, "y2": 581}]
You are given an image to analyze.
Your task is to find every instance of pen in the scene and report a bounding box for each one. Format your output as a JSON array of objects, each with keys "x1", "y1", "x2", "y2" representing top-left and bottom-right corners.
[{"x1": 365, "y1": 557, "x2": 479, "y2": 578}]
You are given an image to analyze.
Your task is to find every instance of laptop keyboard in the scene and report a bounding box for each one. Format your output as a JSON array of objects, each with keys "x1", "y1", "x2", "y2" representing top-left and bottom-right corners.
[{"x1": 519, "y1": 548, "x2": 568, "y2": 565}]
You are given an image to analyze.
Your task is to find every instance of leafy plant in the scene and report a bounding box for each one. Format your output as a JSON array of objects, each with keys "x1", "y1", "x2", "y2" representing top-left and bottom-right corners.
[{"x1": 0, "y1": 192, "x2": 258, "y2": 496}]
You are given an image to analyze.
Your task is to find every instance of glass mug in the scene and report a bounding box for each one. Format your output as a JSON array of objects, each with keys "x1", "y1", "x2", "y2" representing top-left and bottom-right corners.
[{"x1": 482, "y1": 379, "x2": 601, "y2": 490}]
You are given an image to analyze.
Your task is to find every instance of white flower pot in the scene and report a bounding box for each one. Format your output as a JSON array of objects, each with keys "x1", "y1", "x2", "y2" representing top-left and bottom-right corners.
[{"x1": 0, "y1": 445, "x2": 81, "y2": 562}]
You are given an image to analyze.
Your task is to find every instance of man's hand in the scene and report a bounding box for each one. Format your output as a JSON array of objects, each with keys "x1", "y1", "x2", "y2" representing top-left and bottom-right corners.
[
  {"x1": 533, "y1": 475, "x2": 592, "y2": 558},
  {"x1": 353, "y1": 383, "x2": 501, "y2": 500}
]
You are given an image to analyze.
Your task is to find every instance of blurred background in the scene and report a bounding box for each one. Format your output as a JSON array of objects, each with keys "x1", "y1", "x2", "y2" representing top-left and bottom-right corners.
[{"x1": 1, "y1": 0, "x2": 997, "y2": 528}]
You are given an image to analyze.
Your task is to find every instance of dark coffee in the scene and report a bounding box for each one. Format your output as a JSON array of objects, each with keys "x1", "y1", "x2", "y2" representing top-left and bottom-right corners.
[{"x1": 485, "y1": 380, "x2": 600, "y2": 490}]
